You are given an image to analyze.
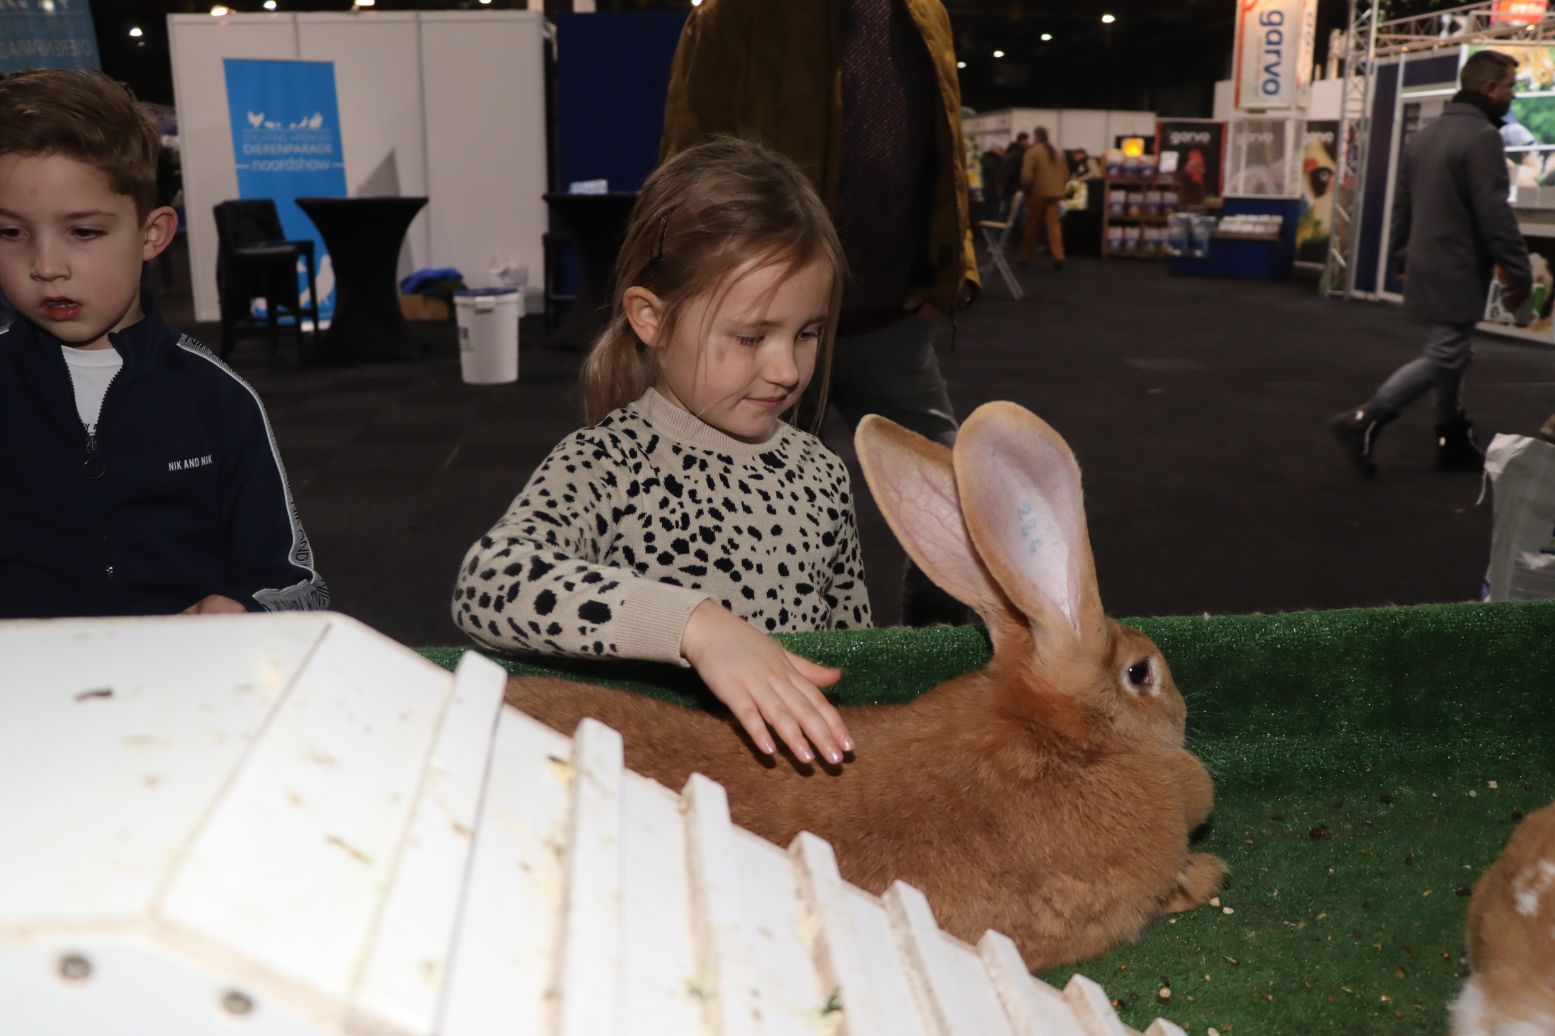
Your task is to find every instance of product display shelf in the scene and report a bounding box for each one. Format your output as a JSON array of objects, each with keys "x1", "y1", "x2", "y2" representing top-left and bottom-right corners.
[{"x1": 1102, "y1": 172, "x2": 1181, "y2": 259}]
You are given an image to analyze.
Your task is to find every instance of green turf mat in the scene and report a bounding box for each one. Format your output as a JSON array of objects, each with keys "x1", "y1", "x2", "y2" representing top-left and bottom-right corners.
[{"x1": 421, "y1": 600, "x2": 1555, "y2": 1034}]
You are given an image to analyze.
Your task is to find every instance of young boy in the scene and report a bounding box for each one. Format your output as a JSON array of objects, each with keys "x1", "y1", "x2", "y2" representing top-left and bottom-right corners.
[{"x1": 0, "y1": 69, "x2": 328, "y2": 617}]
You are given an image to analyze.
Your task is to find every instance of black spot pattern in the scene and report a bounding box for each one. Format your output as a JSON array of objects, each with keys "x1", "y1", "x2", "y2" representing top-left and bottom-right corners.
[{"x1": 451, "y1": 389, "x2": 871, "y2": 664}]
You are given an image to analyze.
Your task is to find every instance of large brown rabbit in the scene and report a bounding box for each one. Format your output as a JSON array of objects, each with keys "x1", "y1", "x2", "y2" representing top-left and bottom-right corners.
[
  {"x1": 1451, "y1": 801, "x2": 1555, "y2": 1034},
  {"x1": 506, "y1": 401, "x2": 1226, "y2": 970}
]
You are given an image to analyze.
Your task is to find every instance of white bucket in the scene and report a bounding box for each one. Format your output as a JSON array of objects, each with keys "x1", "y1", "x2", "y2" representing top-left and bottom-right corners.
[{"x1": 454, "y1": 289, "x2": 522, "y2": 385}]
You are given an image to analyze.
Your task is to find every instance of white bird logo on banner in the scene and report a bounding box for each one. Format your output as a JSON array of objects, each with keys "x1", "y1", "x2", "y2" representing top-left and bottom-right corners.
[{"x1": 247, "y1": 111, "x2": 265, "y2": 128}]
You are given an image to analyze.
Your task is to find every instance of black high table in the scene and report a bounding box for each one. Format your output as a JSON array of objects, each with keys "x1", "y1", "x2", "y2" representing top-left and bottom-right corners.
[
  {"x1": 296, "y1": 196, "x2": 428, "y2": 362},
  {"x1": 543, "y1": 191, "x2": 638, "y2": 352}
]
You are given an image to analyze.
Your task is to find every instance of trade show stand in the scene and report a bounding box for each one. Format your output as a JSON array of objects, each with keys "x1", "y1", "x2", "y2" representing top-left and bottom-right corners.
[
  {"x1": 168, "y1": 11, "x2": 547, "y2": 326},
  {"x1": 1167, "y1": 197, "x2": 1300, "y2": 280}
]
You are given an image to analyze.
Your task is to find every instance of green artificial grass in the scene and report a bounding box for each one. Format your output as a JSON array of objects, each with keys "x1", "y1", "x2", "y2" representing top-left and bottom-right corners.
[{"x1": 422, "y1": 600, "x2": 1555, "y2": 1035}]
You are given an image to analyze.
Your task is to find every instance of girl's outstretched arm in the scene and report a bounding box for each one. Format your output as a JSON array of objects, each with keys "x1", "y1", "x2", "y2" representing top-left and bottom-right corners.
[{"x1": 680, "y1": 599, "x2": 853, "y2": 765}]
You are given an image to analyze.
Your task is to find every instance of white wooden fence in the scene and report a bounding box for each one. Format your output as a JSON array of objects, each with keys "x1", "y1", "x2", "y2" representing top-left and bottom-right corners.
[{"x1": 0, "y1": 613, "x2": 1187, "y2": 1036}]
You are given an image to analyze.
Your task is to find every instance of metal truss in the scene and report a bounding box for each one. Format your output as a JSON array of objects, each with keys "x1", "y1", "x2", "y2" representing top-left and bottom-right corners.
[
  {"x1": 1374, "y1": 1, "x2": 1555, "y2": 57},
  {"x1": 1324, "y1": 0, "x2": 1378, "y2": 299}
]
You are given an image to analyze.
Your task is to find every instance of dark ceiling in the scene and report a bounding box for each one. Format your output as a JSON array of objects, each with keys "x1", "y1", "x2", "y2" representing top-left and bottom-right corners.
[{"x1": 97, "y1": 0, "x2": 1404, "y2": 114}]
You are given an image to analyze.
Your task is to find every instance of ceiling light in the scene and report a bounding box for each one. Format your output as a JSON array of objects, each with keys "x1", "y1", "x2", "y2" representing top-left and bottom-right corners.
[
  {"x1": 692, "y1": 0, "x2": 703, "y2": 6},
  {"x1": 128, "y1": 25, "x2": 143, "y2": 36},
  {"x1": 956, "y1": 60, "x2": 966, "y2": 69},
  {"x1": 993, "y1": 49, "x2": 1005, "y2": 58},
  {"x1": 209, "y1": 4, "x2": 230, "y2": 14},
  {"x1": 263, "y1": 0, "x2": 276, "y2": 9},
  {"x1": 353, "y1": 0, "x2": 375, "y2": 7},
  {"x1": 1040, "y1": 32, "x2": 1053, "y2": 41},
  {"x1": 1101, "y1": 13, "x2": 1116, "y2": 24}
]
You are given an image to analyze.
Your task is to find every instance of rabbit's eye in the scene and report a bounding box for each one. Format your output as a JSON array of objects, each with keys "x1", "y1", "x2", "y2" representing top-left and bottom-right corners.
[{"x1": 1126, "y1": 661, "x2": 1153, "y2": 689}]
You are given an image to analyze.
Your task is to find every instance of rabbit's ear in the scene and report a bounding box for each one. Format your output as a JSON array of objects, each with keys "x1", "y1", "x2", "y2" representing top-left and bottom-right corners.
[
  {"x1": 952, "y1": 402, "x2": 1107, "y2": 653},
  {"x1": 855, "y1": 415, "x2": 1023, "y2": 642}
]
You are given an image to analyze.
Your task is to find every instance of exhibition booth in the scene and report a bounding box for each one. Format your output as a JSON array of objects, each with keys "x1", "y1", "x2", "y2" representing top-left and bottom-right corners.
[
  {"x1": 1300, "y1": 37, "x2": 1555, "y2": 346},
  {"x1": 965, "y1": 0, "x2": 1555, "y2": 352},
  {"x1": 167, "y1": 10, "x2": 548, "y2": 330},
  {"x1": 1194, "y1": 0, "x2": 1555, "y2": 348}
]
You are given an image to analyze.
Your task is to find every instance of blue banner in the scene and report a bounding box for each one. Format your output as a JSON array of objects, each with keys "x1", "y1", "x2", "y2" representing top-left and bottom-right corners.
[
  {"x1": 0, "y1": 0, "x2": 100, "y2": 75},
  {"x1": 223, "y1": 58, "x2": 347, "y2": 322}
]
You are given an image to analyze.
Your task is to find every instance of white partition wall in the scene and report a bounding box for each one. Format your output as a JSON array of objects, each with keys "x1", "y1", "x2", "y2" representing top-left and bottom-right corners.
[
  {"x1": 420, "y1": 10, "x2": 548, "y2": 306},
  {"x1": 963, "y1": 107, "x2": 1158, "y2": 156},
  {"x1": 169, "y1": 11, "x2": 547, "y2": 323},
  {"x1": 1057, "y1": 109, "x2": 1110, "y2": 154},
  {"x1": 1105, "y1": 109, "x2": 1160, "y2": 143},
  {"x1": 297, "y1": 13, "x2": 428, "y2": 278}
]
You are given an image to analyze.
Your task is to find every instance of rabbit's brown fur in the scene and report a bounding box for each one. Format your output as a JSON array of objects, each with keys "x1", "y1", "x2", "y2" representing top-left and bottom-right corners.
[
  {"x1": 505, "y1": 402, "x2": 1225, "y2": 971},
  {"x1": 1451, "y1": 802, "x2": 1555, "y2": 1034}
]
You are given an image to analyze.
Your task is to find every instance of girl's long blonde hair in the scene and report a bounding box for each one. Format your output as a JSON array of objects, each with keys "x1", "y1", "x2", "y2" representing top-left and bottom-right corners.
[{"x1": 581, "y1": 137, "x2": 846, "y2": 431}]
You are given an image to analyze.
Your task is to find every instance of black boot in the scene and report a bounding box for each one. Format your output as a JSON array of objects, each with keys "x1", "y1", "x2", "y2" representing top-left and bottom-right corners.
[
  {"x1": 1435, "y1": 416, "x2": 1484, "y2": 471},
  {"x1": 1327, "y1": 405, "x2": 1396, "y2": 478}
]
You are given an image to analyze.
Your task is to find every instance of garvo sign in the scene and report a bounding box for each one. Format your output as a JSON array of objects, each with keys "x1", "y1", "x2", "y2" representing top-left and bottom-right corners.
[
  {"x1": 1258, "y1": 9, "x2": 1285, "y2": 97},
  {"x1": 1235, "y1": 0, "x2": 1314, "y2": 111}
]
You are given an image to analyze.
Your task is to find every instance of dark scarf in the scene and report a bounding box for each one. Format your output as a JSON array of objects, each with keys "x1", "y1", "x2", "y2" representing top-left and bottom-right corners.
[{"x1": 1452, "y1": 88, "x2": 1508, "y2": 128}]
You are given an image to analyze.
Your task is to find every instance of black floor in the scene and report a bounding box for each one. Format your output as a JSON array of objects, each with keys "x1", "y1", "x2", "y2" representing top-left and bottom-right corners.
[{"x1": 164, "y1": 246, "x2": 1555, "y2": 646}]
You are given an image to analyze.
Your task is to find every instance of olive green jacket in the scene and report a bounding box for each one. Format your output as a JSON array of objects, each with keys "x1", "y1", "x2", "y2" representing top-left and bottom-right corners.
[{"x1": 661, "y1": 0, "x2": 979, "y2": 314}]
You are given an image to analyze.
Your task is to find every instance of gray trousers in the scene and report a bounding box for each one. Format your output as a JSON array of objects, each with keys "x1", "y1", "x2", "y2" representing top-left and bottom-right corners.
[
  {"x1": 827, "y1": 314, "x2": 964, "y2": 625},
  {"x1": 828, "y1": 314, "x2": 959, "y2": 447},
  {"x1": 1371, "y1": 321, "x2": 1475, "y2": 423}
]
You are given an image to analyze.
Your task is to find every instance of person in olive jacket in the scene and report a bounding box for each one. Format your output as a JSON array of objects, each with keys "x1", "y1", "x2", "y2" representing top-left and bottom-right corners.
[
  {"x1": 660, "y1": 0, "x2": 978, "y2": 625},
  {"x1": 1329, "y1": 49, "x2": 1532, "y2": 477}
]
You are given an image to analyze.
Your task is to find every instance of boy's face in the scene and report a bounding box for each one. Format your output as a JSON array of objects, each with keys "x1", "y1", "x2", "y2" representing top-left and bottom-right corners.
[{"x1": 0, "y1": 152, "x2": 176, "y2": 350}]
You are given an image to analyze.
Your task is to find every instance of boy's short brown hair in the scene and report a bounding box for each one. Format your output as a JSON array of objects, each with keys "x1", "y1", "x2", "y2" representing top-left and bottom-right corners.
[{"x1": 0, "y1": 69, "x2": 161, "y2": 218}]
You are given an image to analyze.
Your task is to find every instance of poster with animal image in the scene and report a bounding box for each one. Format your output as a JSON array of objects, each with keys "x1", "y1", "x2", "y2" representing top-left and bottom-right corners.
[
  {"x1": 1295, "y1": 120, "x2": 1338, "y2": 265},
  {"x1": 1156, "y1": 120, "x2": 1224, "y2": 207},
  {"x1": 1469, "y1": 43, "x2": 1555, "y2": 189},
  {"x1": 1482, "y1": 237, "x2": 1555, "y2": 340}
]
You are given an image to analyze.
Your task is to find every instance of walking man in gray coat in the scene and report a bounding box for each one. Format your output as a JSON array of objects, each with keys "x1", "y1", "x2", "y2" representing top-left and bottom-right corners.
[{"x1": 1330, "y1": 49, "x2": 1531, "y2": 477}]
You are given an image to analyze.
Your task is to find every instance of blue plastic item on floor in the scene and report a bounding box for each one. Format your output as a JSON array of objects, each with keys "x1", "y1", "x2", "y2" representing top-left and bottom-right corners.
[{"x1": 399, "y1": 267, "x2": 464, "y2": 294}]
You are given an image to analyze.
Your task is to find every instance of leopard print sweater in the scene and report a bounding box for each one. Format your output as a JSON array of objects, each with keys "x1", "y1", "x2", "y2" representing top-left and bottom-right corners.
[{"x1": 453, "y1": 388, "x2": 872, "y2": 664}]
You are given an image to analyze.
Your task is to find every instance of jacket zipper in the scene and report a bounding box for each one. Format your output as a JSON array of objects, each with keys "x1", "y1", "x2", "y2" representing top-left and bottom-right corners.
[{"x1": 60, "y1": 354, "x2": 120, "y2": 579}]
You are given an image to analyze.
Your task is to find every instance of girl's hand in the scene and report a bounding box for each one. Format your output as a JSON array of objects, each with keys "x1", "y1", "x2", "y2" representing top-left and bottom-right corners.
[
  {"x1": 680, "y1": 600, "x2": 855, "y2": 765},
  {"x1": 182, "y1": 594, "x2": 248, "y2": 615}
]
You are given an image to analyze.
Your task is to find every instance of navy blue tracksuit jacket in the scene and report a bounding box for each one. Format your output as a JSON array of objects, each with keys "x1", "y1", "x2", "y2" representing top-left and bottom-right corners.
[{"x1": 0, "y1": 295, "x2": 328, "y2": 617}]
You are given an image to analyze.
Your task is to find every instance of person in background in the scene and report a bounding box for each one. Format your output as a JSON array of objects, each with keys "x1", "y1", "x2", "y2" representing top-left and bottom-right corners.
[
  {"x1": 1000, "y1": 130, "x2": 1030, "y2": 210},
  {"x1": 0, "y1": 69, "x2": 328, "y2": 617},
  {"x1": 980, "y1": 141, "x2": 1006, "y2": 218},
  {"x1": 1329, "y1": 49, "x2": 1531, "y2": 477},
  {"x1": 1018, "y1": 126, "x2": 1068, "y2": 270},
  {"x1": 453, "y1": 139, "x2": 867, "y2": 767},
  {"x1": 660, "y1": 0, "x2": 979, "y2": 627}
]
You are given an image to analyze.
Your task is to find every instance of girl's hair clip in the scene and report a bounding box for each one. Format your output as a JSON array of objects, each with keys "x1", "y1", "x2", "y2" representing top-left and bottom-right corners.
[{"x1": 648, "y1": 209, "x2": 673, "y2": 266}]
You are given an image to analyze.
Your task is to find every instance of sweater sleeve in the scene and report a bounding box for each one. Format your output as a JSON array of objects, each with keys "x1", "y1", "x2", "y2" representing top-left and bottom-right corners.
[
  {"x1": 452, "y1": 429, "x2": 711, "y2": 664},
  {"x1": 216, "y1": 380, "x2": 329, "y2": 612}
]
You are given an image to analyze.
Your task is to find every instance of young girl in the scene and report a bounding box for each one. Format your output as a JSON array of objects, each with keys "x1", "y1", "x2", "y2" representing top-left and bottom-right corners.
[{"x1": 453, "y1": 139, "x2": 870, "y2": 766}]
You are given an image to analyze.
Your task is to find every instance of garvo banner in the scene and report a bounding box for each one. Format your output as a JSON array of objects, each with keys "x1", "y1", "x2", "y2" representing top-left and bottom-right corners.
[{"x1": 1233, "y1": 0, "x2": 1317, "y2": 112}]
